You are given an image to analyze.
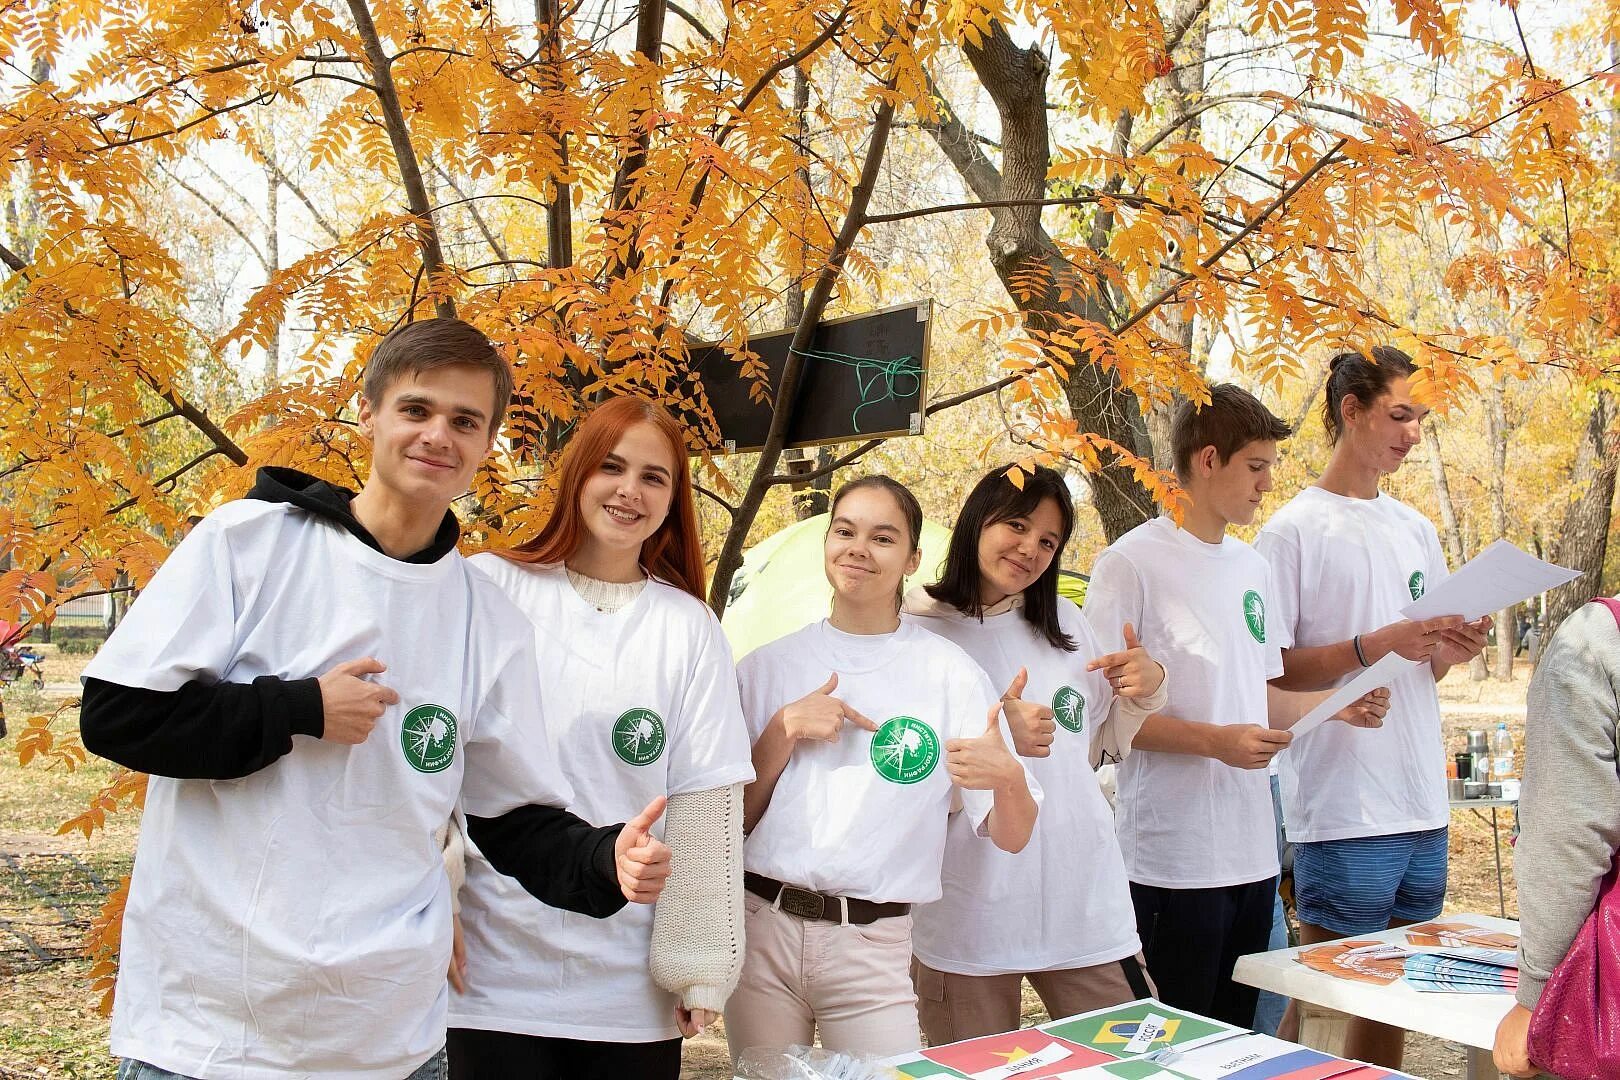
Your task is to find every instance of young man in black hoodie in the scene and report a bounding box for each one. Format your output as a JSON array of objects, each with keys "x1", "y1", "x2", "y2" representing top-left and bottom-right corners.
[{"x1": 79, "y1": 318, "x2": 671, "y2": 1080}]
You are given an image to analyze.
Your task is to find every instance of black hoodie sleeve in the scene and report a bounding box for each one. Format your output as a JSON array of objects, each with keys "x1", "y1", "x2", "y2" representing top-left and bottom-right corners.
[
  {"x1": 466, "y1": 806, "x2": 628, "y2": 919},
  {"x1": 79, "y1": 675, "x2": 325, "y2": 780}
]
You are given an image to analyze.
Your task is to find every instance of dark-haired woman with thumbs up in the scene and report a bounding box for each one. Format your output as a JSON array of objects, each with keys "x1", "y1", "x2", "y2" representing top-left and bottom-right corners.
[
  {"x1": 727, "y1": 475, "x2": 1040, "y2": 1062},
  {"x1": 903, "y1": 463, "x2": 1169, "y2": 1044}
]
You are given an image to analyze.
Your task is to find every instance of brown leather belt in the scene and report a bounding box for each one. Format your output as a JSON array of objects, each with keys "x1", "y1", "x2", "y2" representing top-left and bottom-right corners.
[{"x1": 744, "y1": 872, "x2": 910, "y2": 926}]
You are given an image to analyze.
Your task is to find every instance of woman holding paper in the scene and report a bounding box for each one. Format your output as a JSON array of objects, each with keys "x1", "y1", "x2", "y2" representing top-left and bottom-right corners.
[{"x1": 1255, "y1": 346, "x2": 1490, "y2": 1069}]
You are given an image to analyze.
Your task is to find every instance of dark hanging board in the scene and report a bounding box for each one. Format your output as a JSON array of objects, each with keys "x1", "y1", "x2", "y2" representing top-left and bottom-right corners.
[{"x1": 688, "y1": 300, "x2": 932, "y2": 454}]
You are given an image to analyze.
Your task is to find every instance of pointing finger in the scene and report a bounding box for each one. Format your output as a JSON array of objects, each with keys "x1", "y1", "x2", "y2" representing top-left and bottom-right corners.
[{"x1": 842, "y1": 705, "x2": 879, "y2": 732}]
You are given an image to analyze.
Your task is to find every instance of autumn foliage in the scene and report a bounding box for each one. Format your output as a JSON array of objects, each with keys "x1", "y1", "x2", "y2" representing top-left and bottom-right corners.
[{"x1": 4, "y1": 0, "x2": 1620, "y2": 1008}]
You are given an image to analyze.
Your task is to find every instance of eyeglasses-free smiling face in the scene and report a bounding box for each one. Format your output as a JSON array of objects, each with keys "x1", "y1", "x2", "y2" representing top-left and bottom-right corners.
[
  {"x1": 576, "y1": 421, "x2": 677, "y2": 562},
  {"x1": 824, "y1": 486, "x2": 922, "y2": 605},
  {"x1": 357, "y1": 364, "x2": 498, "y2": 508},
  {"x1": 975, "y1": 496, "x2": 1064, "y2": 604},
  {"x1": 1343, "y1": 373, "x2": 1430, "y2": 475}
]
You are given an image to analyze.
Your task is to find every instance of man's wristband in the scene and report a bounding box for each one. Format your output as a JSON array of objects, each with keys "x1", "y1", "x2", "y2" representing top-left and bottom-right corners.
[{"x1": 1352, "y1": 634, "x2": 1371, "y2": 668}]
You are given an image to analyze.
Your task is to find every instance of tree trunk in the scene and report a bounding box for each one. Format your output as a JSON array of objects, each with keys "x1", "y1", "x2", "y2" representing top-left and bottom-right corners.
[
  {"x1": 1486, "y1": 385, "x2": 1515, "y2": 680},
  {"x1": 1423, "y1": 419, "x2": 1487, "y2": 681},
  {"x1": 1545, "y1": 389, "x2": 1618, "y2": 637},
  {"x1": 942, "y1": 25, "x2": 1156, "y2": 541},
  {"x1": 782, "y1": 62, "x2": 831, "y2": 522}
]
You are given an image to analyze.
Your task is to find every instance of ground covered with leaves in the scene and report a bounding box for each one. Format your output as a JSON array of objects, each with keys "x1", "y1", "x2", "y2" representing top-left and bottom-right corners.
[{"x1": 0, "y1": 647, "x2": 1528, "y2": 1079}]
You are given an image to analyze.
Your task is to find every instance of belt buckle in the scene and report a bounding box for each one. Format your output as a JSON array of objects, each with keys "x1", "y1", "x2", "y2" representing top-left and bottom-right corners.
[{"x1": 778, "y1": 885, "x2": 826, "y2": 921}]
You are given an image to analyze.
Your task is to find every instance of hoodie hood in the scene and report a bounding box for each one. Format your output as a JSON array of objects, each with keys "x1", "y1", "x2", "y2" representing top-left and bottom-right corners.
[{"x1": 245, "y1": 466, "x2": 460, "y2": 564}]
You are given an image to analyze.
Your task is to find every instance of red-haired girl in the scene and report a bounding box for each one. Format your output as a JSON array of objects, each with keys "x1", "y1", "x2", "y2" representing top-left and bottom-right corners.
[{"x1": 445, "y1": 396, "x2": 753, "y2": 1080}]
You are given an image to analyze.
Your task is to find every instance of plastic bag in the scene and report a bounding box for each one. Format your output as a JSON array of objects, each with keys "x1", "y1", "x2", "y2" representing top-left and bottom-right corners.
[{"x1": 732, "y1": 1044, "x2": 904, "y2": 1079}]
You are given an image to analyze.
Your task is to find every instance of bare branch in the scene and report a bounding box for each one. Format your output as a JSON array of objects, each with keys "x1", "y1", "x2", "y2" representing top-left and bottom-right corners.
[
  {"x1": 160, "y1": 163, "x2": 268, "y2": 269},
  {"x1": 347, "y1": 0, "x2": 455, "y2": 318},
  {"x1": 766, "y1": 438, "x2": 882, "y2": 486}
]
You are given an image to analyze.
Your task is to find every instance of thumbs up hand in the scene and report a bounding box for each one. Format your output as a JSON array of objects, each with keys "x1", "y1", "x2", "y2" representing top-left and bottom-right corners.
[
  {"x1": 1001, "y1": 667, "x2": 1058, "y2": 759},
  {"x1": 945, "y1": 703, "x2": 1026, "y2": 792},
  {"x1": 779, "y1": 673, "x2": 878, "y2": 743},
  {"x1": 614, "y1": 796, "x2": 672, "y2": 904},
  {"x1": 1086, "y1": 622, "x2": 1166, "y2": 701}
]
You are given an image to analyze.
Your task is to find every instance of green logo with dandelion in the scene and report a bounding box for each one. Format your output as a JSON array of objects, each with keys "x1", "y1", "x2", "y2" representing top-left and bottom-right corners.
[
  {"x1": 869, "y1": 716, "x2": 940, "y2": 785},
  {"x1": 1243, "y1": 590, "x2": 1267, "y2": 643},
  {"x1": 401, "y1": 704, "x2": 457, "y2": 774},
  {"x1": 1053, "y1": 686, "x2": 1086, "y2": 733},
  {"x1": 613, "y1": 708, "x2": 666, "y2": 766},
  {"x1": 1408, "y1": 571, "x2": 1426, "y2": 600}
]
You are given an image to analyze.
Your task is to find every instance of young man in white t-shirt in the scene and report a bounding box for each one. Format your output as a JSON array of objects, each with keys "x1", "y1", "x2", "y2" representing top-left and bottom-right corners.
[
  {"x1": 78, "y1": 319, "x2": 672, "y2": 1080},
  {"x1": 1085, "y1": 385, "x2": 1388, "y2": 1027}
]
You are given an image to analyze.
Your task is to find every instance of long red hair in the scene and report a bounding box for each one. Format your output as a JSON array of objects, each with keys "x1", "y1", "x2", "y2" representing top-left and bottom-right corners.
[{"x1": 498, "y1": 396, "x2": 707, "y2": 601}]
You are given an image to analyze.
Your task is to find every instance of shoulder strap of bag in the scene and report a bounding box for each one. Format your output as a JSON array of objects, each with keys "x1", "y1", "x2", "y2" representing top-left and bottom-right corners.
[{"x1": 1593, "y1": 596, "x2": 1620, "y2": 629}]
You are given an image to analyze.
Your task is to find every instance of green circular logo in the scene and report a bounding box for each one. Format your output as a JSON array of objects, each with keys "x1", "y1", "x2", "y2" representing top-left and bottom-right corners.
[
  {"x1": 613, "y1": 708, "x2": 666, "y2": 766},
  {"x1": 1053, "y1": 685, "x2": 1086, "y2": 733},
  {"x1": 1408, "y1": 571, "x2": 1426, "y2": 600},
  {"x1": 1243, "y1": 589, "x2": 1266, "y2": 643},
  {"x1": 401, "y1": 704, "x2": 458, "y2": 774},
  {"x1": 869, "y1": 716, "x2": 940, "y2": 785}
]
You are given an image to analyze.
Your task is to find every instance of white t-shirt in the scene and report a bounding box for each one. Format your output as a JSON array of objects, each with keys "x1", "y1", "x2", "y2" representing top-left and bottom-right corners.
[
  {"x1": 739, "y1": 619, "x2": 1035, "y2": 905},
  {"x1": 905, "y1": 598, "x2": 1142, "y2": 974},
  {"x1": 1255, "y1": 486, "x2": 1451, "y2": 843},
  {"x1": 450, "y1": 557, "x2": 755, "y2": 1042},
  {"x1": 84, "y1": 501, "x2": 573, "y2": 1080},
  {"x1": 1084, "y1": 517, "x2": 1284, "y2": 889}
]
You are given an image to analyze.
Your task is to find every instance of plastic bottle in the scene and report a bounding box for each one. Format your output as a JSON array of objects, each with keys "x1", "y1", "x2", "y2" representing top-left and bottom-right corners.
[{"x1": 1490, "y1": 722, "x2": 1515, "y2": 781}]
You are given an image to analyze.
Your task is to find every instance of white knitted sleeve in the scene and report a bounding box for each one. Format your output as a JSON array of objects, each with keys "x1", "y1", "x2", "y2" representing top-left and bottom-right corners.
[
  {"x1": 437, "y1": 817, "x2": 467, "y2": 915},
  {"x1": 649, "y1": 782, "x2": 746, "y2": 1013}
]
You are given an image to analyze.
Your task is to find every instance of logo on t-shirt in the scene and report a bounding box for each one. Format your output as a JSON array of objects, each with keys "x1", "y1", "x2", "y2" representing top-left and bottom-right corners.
[
  {"x1": 1242, "y1": 589, "x2": 1266, "y2": 643},
  {"x1": 401, "y1": 704, "x2": 457, "y2": 774},
  {"x1": 869, "y1": 716, "x2": 940, "y2": 785},
  {"x1": 613, "y1": 708, "x2": 666, "y2": 766},
  {"x1": 1409, "y1": 571, "x2": 1426, "y2": 600},
  {"x1": 1053, "y1": 686, "x2": 1085, "y2": 733}
]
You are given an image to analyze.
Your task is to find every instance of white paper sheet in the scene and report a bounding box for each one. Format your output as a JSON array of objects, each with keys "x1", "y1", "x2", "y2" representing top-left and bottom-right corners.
[
  {"x1": 970, "y1": 1042, "x2": 1074, "y2": 1079},
  {"x1": 1401, "y1": 539, "x2": 1581, "y2": 622},
  {"x1": 1290, "y1": 652, "x2": 1423, "y2": 741}
]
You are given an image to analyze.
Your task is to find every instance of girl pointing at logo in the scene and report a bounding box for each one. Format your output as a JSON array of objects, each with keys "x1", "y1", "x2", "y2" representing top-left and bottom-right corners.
[
  {"x1": 727, "y1": 476, "x2": 1041, "y2": 1061},
  {"x1": 446, "y1": 397, "x2": 755, "y2": 1079},
  {"x1": 902, "y1": 464, "x2": 1168, "y2": 1044}
]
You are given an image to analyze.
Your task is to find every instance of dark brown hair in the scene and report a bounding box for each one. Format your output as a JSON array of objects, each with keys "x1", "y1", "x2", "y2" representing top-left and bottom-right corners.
[
  {"x1": 829, "y1": 475, "x2": 924, "y2": 552},
  {"x1": 1172, "y1": 383, "x2": 1292, "y2": 480},
  {"x1": 1321, "y1": 346, "x2": 1416, "y2": 444},
  {"x1": 362, "y1": 318, "x2": 515, "y2": 426},
  {"x1": 925, "y1": 464, "x2": 1078, "y2": 652}
]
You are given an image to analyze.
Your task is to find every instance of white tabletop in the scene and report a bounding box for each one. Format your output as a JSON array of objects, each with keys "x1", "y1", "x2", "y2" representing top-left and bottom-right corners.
[
  {"x1": 1450, "y1": 798, "x2": 1520, "y2": 809},
  {"x1": 1232, "y1": 913, "x2": 1519, "y2": 1049}
]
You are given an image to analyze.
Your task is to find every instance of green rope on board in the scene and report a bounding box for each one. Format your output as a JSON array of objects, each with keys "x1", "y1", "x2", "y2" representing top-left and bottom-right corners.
[{"x1": 790, "y1": 347, "x2": 923, "y2": 433}]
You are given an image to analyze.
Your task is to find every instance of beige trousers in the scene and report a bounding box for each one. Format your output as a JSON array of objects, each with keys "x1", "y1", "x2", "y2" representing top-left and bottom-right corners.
[
  {"x1": 725, "y1": 890, "x2": 921, "y2": 1063},
  {"x1": 911, "y1": 952, "x2": 1157, "y2": 1045}
]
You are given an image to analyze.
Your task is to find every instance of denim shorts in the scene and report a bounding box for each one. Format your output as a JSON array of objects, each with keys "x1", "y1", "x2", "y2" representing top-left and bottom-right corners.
[
  {"x1": 118, "y1": 1047, "x2": 448, "y2": 1080},
  {"x1": 1292, "y1": 826, "x2": 1448, "y2": 936}
]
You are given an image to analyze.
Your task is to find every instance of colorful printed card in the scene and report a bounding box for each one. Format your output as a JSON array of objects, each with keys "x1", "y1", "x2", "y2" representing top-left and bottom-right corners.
[
  {"x1": 1159, "y1": 1033, "x2": 1390, "y2": 1080},
  {"x1": 1040, "y1": 999, "x2": 1239, "y2": 1058},
  {"x1": 1403, "y1": 921, "x2": 1518, "y2": 951},
  {"x1": 892, "y1": 1030, "x2": 1114, "y2": 1078}
]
